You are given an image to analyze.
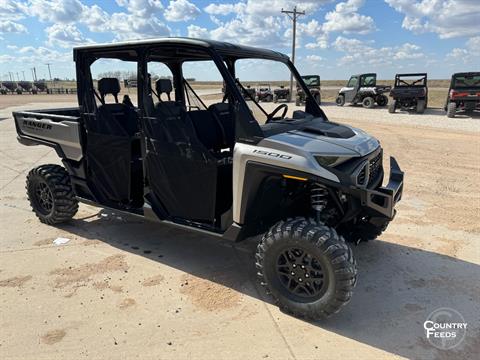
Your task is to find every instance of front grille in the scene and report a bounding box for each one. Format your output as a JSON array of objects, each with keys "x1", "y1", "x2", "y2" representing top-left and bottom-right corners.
[
  {"x1": 357, "y1": 166, "x2": 367, "y2": 185},
  {"x1": 354, "y1": 150, "x2": 383, "y2": 187},
  {"x1": 368, "y1": 151, "x2": 382, "y2": 187}
]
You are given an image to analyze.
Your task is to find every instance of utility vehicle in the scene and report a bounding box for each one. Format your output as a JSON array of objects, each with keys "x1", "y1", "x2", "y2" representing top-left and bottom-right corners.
[
  {"x1": 13, "y1": 38, "x2": 403, "y2": 320},
  {"x1": 444, "y1": 72, "x2": 480, "y2": 118},
  {"x1": 336, "y1": 73, "x2": 390, "y2": 108},
  {"x1": 273, "y1": 85, "x2": 291, "y2": 103},
  {"x1": 389, "y1": 73, "x2": 428, "y2": 114},
  {"x1": 296, "y1": 75, "x2": 321, "y2": 106},
  {"x1": 255, "y1": 84, "x2": 273, "y2": 102}
]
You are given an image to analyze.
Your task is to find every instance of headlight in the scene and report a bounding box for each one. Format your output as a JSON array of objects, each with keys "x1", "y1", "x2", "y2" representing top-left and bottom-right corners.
[{"x1": 315, "y1": 156, "x2": 351, "y2": 167}]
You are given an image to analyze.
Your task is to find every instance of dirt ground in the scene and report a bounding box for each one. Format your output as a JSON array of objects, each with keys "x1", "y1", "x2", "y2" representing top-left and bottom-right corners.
[{"x1": 0, "y1": 96, "x2": 479, "y2": 360}]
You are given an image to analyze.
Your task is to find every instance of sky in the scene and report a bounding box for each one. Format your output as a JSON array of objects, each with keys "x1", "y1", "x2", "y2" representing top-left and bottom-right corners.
[{"x1": 0, "y1": 0, "x2": 479, "y2": 81}]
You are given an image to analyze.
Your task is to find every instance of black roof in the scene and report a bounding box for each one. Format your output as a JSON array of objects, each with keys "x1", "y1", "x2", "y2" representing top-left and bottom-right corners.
[
  {"x1": 452, "y1": 72, "x2": 480, "y2": 76},
  {"x1": 73, "y1": 37, "x2": 289, "y2": 62},
  {"x1": 351, "y1": 73, "x2": 376, "y2": 77}
]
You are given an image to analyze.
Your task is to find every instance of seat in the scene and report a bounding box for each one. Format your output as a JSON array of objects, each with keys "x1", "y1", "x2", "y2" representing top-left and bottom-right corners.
[
  {"x1": 208, "y1": 103, "x2": 235, "y2": 150},
  {"x1": 97, "y1": 78, "x2": 138, "y2": 136}
]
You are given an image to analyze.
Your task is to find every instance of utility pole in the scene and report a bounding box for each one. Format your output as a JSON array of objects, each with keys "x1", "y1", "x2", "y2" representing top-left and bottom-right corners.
[
  {"x1": 282, "y1": 6, "x2": 305, "y2": 97},
  {"x1": 46, "y1": 63, "x2": 52, "y2": 81},
  {"x1": 33, "y1": 67, "x2": 37, "y2": 81},
  {"x1": 16, "y1": 72, "x2": 20, "y2": 81},
  {"x1": 22, "y1": 71, "x2": 25, "y2": 80}
]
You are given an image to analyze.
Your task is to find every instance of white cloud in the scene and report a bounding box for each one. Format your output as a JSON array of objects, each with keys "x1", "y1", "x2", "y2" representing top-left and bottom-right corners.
[
  {"x1": 187, "y1": 25, "x2": 210, "y2": 39},
  {"x1": 306, "y1": 54, "x2": 323, "y2": 62},
  {"x1": 0, "y1": 54, "x2": 16, "y2": 63},
  {"x1": 385, "y1": 0, "x2": 480, "y2": 38},
  {"x1": 204, "y1": 3, "x2": 246, "y2": 15},
  {"x1": 115, "y1": 0, "x2": 164, "y2": 17},
  {"x1": 164, "y1": 0, "x2": 200, "y2": 22},
  {"x1": 323, "y1": 0, "x2": 375, "y2": 34},
  {"x1": 27, "y1": 0, "x2": 84, "y2": 23},
  {"x1": 333, "y1": 36, "x2": 425, "y2": 66},
  {"x1": 0, "y1": 0, "x2": 28, "y2": 20},
  {"x1": 200, "y1": 1, "x2": 330, "y2": 48},
  {"x1": 7, "y1": 45, "x2": 71, "y2": 63},
  {"x1": 46, "y1": 24, "x2": 92, "y2": 48},
  {"x1": 109, "y1": 12, "x2": 170, "y2": 40},
  {"x1": 0, "y1": 20, "x2": 27, "y2": 34},
  {"x1": 447, "y1": 36, "x2": 480, "y2": 63}
]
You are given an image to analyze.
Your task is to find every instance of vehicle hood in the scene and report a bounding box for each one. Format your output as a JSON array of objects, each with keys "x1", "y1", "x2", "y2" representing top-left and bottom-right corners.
[{"x1": 261, "y1": 118, "x2": 379, "y2": 157}]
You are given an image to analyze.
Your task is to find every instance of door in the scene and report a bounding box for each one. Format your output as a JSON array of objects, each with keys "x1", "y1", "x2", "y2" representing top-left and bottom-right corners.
[
  {"x1": 140, "y1": 59, "x2": 218, "y2": 223},
  {"x1": 344, "y1": 76, "x2": 358, "y2": 102},
  {"x1": 82, "y1": 57, "x2": 142, "y2": 207}
]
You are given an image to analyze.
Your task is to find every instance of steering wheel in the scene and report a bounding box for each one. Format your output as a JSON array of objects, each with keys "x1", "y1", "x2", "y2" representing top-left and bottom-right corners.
[{"x1": 266, "y1": 104, "x2": 288, "y2": 122}]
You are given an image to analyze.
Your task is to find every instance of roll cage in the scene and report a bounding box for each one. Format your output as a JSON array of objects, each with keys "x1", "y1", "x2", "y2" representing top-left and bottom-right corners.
[{"x1": 74, "y1": 38, "x2": 325, "y2": 144}]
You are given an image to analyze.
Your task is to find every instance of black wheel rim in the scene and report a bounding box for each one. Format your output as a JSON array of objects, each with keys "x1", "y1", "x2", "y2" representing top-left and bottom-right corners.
[
  {"x1": 34, "y1": 181, "x2": 54, "y2": 215},
  {"x1": 276, "y1": 247, "x2": 327, "y2": 300}
]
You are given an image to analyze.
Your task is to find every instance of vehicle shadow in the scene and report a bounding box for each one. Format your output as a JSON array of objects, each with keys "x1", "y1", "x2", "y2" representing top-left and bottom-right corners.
[{"x1": 58, "y1": 209, "x2": 479, "y2": 359}]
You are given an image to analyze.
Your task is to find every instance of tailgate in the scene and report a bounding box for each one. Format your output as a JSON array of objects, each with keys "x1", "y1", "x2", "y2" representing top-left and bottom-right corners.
[{"x1": 14, "y1": 110, "x2": 83, "y2": 161}]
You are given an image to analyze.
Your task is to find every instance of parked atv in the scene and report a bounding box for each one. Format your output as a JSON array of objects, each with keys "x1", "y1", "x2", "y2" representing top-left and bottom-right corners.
[
  {"x1": 13, "y1": 37, "x2": 403, "y2": 320},
  {"x1": 389, "y1": 73, "x2": 428, "y2": 114},
  {"x1": 255, "y1": 84, "x2": 273, "y2": 102},
  {"x1": 273, "y1": 85, "x2": 291, "y2": 103},
  {"x1": 242, "y1": 85, "x2": 256, "y2": 99},
  {"x1": 444, "y1": 72, "x2": 480, "y2": 118},
  {"x1": 336, "y1": 73, "x2": 390, "y2": 108},
  {"x1": 296, "y1": 75, "x2": 321, "y2": 106}
]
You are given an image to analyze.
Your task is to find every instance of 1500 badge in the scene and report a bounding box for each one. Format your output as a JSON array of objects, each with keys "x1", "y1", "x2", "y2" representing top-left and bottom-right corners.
[{"x1": 253, "y1": 149, "x2": 292, "y2": 159}]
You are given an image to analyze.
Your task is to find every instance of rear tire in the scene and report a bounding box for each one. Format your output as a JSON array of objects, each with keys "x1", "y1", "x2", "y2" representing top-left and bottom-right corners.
[
  {"x1": 376, "y1": 95, "x2": 388, "y2": 106},
  {"x1": 256, "y1": 218, "x2": 357, "y2": 319},
  {"x1": 447, "y1": 102, "x2": 456, "y2": 118},
  {"x1": 335, "y1": 95, "x2": 345, "y2": 106},
  {"x1": 26, "y1": 164, "x2": 78, "y2": 224},
  {"x1": 362, "y1": 96, "x2": 375, "y2": 108},
  {"x1": 416, "y1": 99, "x2": 426, "y2": 114},
  {"x1": 388, "y1": 99, "x2": 396, "y2": 113}
]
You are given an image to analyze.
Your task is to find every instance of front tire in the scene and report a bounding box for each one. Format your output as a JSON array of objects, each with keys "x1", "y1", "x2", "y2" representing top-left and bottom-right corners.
[
  {"x1": 335, "y1": 94, "x2": 345, "y2": 106},
  {"x1": 26, "y1": 164, "x2": 78, "y2": 224},
  {"x1": 256, "y1": 218, "x2": 357, "y2": 319},
  {"x1": 447, "y1": 102, "x2": 456, "y2": 118},
  {"x1": 339, "y1": 217, "x2": 389, "y2": 244}
]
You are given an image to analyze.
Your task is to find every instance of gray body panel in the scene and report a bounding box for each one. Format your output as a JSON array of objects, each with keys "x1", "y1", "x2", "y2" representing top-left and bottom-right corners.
[
  {"x1": 232, "y1": 124, "x2": 380, "y2": 223},
  {"x1": 14, "y1": 111, "x2": 83, "y2": 161}
]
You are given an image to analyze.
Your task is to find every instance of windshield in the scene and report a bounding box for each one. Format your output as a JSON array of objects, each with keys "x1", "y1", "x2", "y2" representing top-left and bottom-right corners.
[
  {"x1": 234, "y1": 58, "x2": 318, "y2": 124},
  {"x1": 453, "y1": 74, "x2": 480, "y2": 88},
  {"x1": 302, "y1": 76, "x2": 320, "y2": 86}
]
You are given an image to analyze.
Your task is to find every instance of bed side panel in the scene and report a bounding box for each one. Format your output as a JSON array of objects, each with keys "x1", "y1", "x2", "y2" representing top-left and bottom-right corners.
[{"x1": 14, "y1": 111, "x2": 83, "y2": 161}]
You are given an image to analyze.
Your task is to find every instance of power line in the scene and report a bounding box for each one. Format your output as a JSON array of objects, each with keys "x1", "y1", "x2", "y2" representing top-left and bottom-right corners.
[{"x1": 282, "y1": 6, "x2": 305, "y2": 97}]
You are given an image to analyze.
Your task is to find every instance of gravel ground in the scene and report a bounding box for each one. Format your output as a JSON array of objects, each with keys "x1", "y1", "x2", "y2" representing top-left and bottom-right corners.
[{"x1": 0, "y1": 99, "x2": 479, "y2": 359}]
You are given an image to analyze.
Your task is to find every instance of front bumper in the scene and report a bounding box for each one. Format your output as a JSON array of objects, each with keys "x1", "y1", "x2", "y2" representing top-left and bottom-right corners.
[{"x1": 360, "y1": 156, "x2": 403, "y2": 219}]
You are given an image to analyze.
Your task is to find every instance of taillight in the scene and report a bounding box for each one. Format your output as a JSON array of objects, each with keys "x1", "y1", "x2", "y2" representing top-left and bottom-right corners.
[{"x1": 450, "y1": 90, "x2": 469, "y2": 98}]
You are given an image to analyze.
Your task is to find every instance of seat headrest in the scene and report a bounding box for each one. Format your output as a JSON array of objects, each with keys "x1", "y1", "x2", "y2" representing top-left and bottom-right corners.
[
  {"x1": 155, "y1": 79, "x2": 172, "y2": 94},
  {"x1": 98, "y1": 78, "x2": 120, "y2": 96}
]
